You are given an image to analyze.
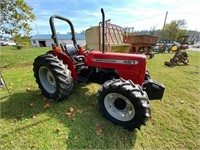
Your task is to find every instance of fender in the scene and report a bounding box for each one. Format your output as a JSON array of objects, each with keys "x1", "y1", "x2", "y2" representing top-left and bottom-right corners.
[
  {"x1": 86, "y1": 51, "x2": 146, "y2": 85},
  {"x1": 47, "y1": 50, "x2": 78, "y2": 80}
]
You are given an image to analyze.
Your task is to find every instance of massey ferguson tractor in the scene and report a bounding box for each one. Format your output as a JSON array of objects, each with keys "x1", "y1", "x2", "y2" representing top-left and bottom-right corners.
[{"x1": 33, "y1": 9, "x2": 165, "y2": 130}]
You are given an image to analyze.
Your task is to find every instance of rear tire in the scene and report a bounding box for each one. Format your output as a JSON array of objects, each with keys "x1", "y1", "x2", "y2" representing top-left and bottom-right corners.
[
  {"x1": 33, "y1": 54, "x2": 73, "y2": 101},
  {"x1": 97, "y1": 78, "x2": 150, "y2": 130}
]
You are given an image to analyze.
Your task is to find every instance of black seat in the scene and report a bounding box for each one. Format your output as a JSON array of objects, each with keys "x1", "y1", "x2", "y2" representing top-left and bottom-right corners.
[
  {"x1": 60, "y1": 43, "x2": 87, "y2": 71},
  {"x1": 66, "y1": 44, "x2": 78, "y2": 56},
  {"x1": 60, "y1": 44, "x2": 85, "y2": 61},
  {"x1": 60, "y1": 44, "x2": 78, "y2": 56}
]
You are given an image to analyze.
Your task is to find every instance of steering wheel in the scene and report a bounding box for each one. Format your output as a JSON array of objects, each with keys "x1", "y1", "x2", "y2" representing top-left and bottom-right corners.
[{"x1": 83, "y1": 48, "x2": 94, "y2": 54}]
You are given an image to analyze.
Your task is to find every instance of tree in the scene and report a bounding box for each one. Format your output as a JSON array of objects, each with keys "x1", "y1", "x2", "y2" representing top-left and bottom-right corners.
[
  {"x1": 189, "y1": 30, "x2": 198, "y2": 44},
  {"x1": 162, "y1": 19, "x2": 187, "y2": 42},
  {"x1": 80, "y1": 30, "x2": 85, "y2": 34},
  {"x1": 0, "y1": 0, "x2": 35, "y2": 44},
  {"x1": 149, "y1": 25, "x2": 157, "y2": 35}
]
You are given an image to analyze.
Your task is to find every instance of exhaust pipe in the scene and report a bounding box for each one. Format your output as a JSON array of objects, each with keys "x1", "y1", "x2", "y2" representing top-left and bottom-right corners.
[{"x1": 101, "y1": 8, "x2": 105, "y2": 53}]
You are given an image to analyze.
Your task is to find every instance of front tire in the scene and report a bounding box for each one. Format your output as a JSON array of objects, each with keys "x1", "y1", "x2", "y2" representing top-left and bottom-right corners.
[
  {"x1": 33, "y1": 54, "x2": 73, "y2": 101},
  {"x1": 97, "y1": 78, "x2": 150, "y2": 130}
]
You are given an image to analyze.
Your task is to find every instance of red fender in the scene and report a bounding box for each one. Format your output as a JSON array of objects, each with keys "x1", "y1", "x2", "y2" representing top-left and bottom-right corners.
[{"x1": 47, "y1": 50, "x2": 78, "y2": 80}]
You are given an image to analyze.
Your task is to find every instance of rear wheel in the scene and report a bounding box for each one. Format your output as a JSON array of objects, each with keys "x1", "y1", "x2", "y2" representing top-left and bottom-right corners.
[
  {"x1": 33, "y1": 54, "x2": 73, "y2": 101},
  {"x1": 97, "y1": 78, "x2": 150, "y2": 130}
]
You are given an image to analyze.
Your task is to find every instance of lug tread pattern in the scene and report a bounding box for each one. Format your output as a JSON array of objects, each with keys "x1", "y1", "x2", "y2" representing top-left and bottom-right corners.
[
  {"x1": 33, "y1": 54, "x2": 73, "y2": 101},
  {"x1": 97, "y1": 78, "x2": 151, "y2": 130}
]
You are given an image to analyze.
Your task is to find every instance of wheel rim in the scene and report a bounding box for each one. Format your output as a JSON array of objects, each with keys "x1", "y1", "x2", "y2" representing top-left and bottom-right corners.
[
  {"x1": 104, "y1": 93, "x2": 135, "y2": 121},
  {"x1": 39, "y1": 66, "x2": 56, "y2": 94}
]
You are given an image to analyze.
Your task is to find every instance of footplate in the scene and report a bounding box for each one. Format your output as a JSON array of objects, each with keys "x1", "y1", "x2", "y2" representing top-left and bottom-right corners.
[{"x1": 142, "y1": 79, "x2": 165, "y2": 100}]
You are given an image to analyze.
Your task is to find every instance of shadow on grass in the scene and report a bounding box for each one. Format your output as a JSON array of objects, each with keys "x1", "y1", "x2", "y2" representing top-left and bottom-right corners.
[{"x1": 0, "y1": 83, "x2": 137, "y2": 149}]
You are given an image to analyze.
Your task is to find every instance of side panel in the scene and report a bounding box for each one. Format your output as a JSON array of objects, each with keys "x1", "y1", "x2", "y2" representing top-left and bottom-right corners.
[
  {"x1": 86, "y1": 51, "x2": 146, "y2": 85},
  {"x1": 47, "y1": 50, "x2": 78, "y2": 80}
]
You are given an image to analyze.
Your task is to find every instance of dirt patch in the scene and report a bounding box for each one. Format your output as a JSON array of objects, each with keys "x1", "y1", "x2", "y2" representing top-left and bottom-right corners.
[{"x1": 1, "y1": 63, "x2": 33, "y2": 69}]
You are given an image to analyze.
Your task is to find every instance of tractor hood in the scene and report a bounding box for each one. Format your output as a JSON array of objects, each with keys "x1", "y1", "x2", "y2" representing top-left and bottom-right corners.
[{"x1": 85, "y1": 51, "x2": 146, "y2": 85}]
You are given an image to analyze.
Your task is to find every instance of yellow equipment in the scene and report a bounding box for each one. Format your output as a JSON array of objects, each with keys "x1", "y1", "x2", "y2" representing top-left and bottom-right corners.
[{"x1": 171, "y1": 45, "x2": 177, "y2": 51}]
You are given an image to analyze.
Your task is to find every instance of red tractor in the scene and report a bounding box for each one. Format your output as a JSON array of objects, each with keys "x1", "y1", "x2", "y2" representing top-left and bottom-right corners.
[{"x1": 33, "y1": 9, "x2": 164, "y2": 130}]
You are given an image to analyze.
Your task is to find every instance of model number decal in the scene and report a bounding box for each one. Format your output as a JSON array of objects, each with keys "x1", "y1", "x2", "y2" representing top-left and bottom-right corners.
[
  {"x1": 123, "y1": 60, "x2": 138, "y2": 64},
  {"x1": 92, "y1": 59, "x2": 138, "y2": 65}
]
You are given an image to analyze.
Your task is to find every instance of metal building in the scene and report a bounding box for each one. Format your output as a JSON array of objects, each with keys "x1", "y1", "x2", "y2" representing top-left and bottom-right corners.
[{"x1": 30, "y1": 34, "x2": 85, "y2": 47}]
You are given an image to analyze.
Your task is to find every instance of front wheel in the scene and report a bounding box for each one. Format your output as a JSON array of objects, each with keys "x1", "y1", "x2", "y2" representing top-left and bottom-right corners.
[
  {"x1": 97, "y1": 78, "x2": 150, "y2": 130},
  {"x1": 33, "y1": 54, "x2": 73, "y2": 101}
]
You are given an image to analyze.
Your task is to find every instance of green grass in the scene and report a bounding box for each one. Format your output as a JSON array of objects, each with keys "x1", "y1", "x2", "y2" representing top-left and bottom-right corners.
[{"x1": 0, "y1": 46, "x2": 200, "y2": 149}]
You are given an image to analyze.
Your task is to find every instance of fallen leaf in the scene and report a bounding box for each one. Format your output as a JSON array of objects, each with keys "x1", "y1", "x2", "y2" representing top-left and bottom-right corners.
[
  {"x1": 65, "y1": 107, "x2": 75, "y2": 117},
  {"x1": 96, "y1": 129, "x2": 103, "y2": 135},
  {"x1": 32, "y1": 107, "x2": 36, "y2": 111},
  {"x1": 44, "y1": 103, "x2": 49, "y2": 109},
  {"x1": 26, "y1": 88, "x2": 31, "y2": 91},
  {"x1": 65, "y1": 112, "x2": 71, "y2": 116},
  {"x1": 56, "y1": 128, "x2": 61, "y2": 134},
  {"x1": 65, "y1": 135, "x2": 69, "y2": 140},
  {"x1": 29, "y1": 103, "x2": 33, "y2": 107},
  {"x1": 30, "y1": 144, "x2": 36, "y2": 149},
  {"x1": 37, "y1": 92, "x2": 42, "y2": 95},
  {"x1": 69, "y1": 107, "x2": 74, "y2": 112},
  {"x1": 71, "y1": 113, "x2": 75, "y2": 117},
  {"x1": 77, "y1": 109, "x2": 83, "y2": 113},
  {"x1": 90, "y1": 101, "x2": 96, "y2": 106}
]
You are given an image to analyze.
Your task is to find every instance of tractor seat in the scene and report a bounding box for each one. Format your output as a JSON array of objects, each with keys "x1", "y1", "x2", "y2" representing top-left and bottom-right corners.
[
  {"x1": 60, "y1": 43, "x2": 85, "y2": 61},
  {"x1": 60, "y1": 43, "x2": 86, "y2": 72},
  {"x1": 60, "y1": 44, "x2": 78, "y2": 56}
]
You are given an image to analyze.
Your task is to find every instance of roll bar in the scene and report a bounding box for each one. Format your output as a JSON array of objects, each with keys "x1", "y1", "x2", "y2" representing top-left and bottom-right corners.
[{"x1": 49, "y1": 15, "x2": 77, "y2": 46}]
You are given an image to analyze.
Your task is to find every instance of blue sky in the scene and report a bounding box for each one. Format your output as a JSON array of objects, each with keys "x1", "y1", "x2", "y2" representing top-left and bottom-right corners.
[{"x1": 26, "y1": 0, "x2": 200, "y2": 35}]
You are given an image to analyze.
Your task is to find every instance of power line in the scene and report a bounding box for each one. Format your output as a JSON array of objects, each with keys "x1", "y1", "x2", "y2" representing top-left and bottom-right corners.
[
  {"x1": 118, "y1": 12, "x2": 165, "y2": 25},
  {"x1": 118, "y1": 11, "x2": 200, "y2": 26},
  {"x1": 170, "y1": 12, "x2": 200, "y2": 15}
]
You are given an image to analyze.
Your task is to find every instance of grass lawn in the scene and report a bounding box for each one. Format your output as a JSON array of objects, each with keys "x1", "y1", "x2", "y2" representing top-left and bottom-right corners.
[{"x1": 0, "y1": 46, "x2": 200, "y2": 149}]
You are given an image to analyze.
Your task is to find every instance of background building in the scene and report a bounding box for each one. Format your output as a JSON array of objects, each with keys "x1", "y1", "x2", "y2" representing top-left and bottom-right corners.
[{"x1": 30, "y1": 34, "x2": 85, "y2": 47}]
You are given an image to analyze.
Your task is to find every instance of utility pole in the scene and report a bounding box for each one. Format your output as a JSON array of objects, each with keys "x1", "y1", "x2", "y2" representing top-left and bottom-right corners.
[
  {"x1": 35, "y1": 23, "x2": 39, "y2": 35},
  {"x1": 160, "y1": 11, "x2": 168, "y2": 41}
]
